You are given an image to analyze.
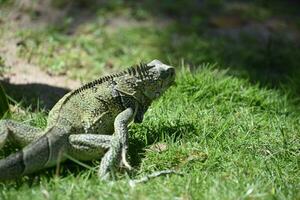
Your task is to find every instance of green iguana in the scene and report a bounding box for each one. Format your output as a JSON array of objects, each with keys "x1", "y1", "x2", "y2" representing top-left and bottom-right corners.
[{"x1": 0, "y1": 59, "x2": 175, "y2": 181}]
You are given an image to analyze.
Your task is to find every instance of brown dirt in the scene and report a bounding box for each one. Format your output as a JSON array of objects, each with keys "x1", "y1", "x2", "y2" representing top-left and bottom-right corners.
[
  {"x1": 0, "y1": 36, "x2": 81, "y2": 90},
  {"x1": 0, "y1": 0, "x2": 169, "y2": 89},
  {"x1": 0, "y1": 0, "x2": 81, "y2": 90},
  {"x1": 0, "y1": 0, "x2": 82, "y2": 109}
]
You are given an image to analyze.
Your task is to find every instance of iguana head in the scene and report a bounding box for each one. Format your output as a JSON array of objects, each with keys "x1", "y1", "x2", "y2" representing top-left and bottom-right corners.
[
  {"x1": 142, "y1": 59, "x2": 175, "y2": 100},
  {"x1": 113, "y1": 59, "x2": 175, "y2": 123},
  {"x1": 114, "y1": 59, "x2": 175, "y2": 103}
]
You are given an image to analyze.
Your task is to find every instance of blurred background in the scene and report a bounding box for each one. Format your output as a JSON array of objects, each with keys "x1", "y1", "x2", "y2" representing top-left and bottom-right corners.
[{"x1": 0, "y1": 0, "x2": 300, "y2": 109}]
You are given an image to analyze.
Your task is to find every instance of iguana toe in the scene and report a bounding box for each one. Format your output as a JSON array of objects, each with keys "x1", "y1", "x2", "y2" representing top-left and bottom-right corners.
[{"x1": 121, "y1": 147, "x2": 132, "y2": 170}]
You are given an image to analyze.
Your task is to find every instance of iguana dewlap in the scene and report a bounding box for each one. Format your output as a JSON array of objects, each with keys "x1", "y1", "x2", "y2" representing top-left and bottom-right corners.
[{"x1": 0, "y1": 59, "x2": 175, "y2": 180}]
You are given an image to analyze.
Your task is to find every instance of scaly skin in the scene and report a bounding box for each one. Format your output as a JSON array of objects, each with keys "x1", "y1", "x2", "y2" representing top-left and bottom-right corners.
[{"x1": 0, "y1": 59, "x2": 175, "y2": 180}]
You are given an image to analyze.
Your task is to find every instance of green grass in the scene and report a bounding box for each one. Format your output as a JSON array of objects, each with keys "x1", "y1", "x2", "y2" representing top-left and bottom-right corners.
[
  {"x1": 14, "y1": 2, "x2": 300, "y2": 99},
  {"x1": 1, "y1": 1, "x2": 300, "y2": 199},
  {"x1": 1, "y1": 66, "x2": 299, "y2": 199},
  {"x1": 17, "y1": 25, "x2": 168, "y2": 80}
]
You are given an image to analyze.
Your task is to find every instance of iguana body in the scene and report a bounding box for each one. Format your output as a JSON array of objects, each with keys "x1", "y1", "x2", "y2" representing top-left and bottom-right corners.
[{"x1": 0, "y1": 59, "x2": 175, "y2": 180}]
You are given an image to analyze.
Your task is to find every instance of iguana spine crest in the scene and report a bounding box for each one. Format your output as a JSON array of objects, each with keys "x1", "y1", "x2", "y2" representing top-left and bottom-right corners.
[{"x1": 65, "y1": 63, "x2": 150, "y2": 102}]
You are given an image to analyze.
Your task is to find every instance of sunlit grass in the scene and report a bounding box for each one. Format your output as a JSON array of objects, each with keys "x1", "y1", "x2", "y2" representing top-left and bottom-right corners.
[
  {"x1": 1, "y1": 65, "x2": 299, "y2": 200},
  {"x1": 1, "y1": 1, "x2": 300, "y2": 199}
]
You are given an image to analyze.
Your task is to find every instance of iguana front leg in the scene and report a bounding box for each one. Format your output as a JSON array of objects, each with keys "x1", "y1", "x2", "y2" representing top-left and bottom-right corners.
[
  {"x1": 98, "y1": 107, "x2": 134, "y2": 180},
  {"x1": 0, "y1": 120, "x2": 43, "y2": 149}
]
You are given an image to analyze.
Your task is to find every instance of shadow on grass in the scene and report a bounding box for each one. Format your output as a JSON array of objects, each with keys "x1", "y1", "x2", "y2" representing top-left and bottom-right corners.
[
  {"x1": 0, "y1": 81, "x2": 70, "y2": 110},
  {"x1": 9, "y1": 0, "x2": 300, "y2": 103},
  {"x1": 40, "y1": 0, "x2": 300, "y2": 103},
  {"x1": 134, "y1": 0, "x2": 300, "y2": 101}
]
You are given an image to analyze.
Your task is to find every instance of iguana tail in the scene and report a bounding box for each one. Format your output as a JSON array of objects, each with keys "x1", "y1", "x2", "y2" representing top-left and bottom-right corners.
[{"x1": 0, "y1": 127, "x2": 68, "y2": 180}]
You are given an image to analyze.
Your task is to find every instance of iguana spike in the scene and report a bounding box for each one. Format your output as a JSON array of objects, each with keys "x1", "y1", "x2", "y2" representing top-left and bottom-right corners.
[{"x1": 63, "y1": 62, "x2": 152, "y2": 104}]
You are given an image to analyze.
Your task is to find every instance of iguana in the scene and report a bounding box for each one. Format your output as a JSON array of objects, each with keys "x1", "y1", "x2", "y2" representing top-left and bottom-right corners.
[{"x1": 0, "y1": 59, "x2": 175, "y2": 181}]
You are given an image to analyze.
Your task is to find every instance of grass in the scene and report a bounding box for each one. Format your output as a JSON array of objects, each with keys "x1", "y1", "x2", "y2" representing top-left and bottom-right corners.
[
  {"x1": 1, "y1": 65, "x2": 300, "y2": 200},
  {"x1": 0, "y1": 0, "x2": 300, "y2": 199},
  {"x1": 13, "y1": 1, "x2": 300, "y2": 99},
  {"x1": 17, "y1": 25, "x2": 168, "y2": 80}
]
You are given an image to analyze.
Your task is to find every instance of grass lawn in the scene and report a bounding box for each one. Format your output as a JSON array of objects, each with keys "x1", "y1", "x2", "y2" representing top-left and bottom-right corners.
[
  {"x1": 0, "y1": 1, "x2": 299, "y2": 199},
  {"x1": 1, "y1": 66, "x2": 299, "y2": 200}
]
